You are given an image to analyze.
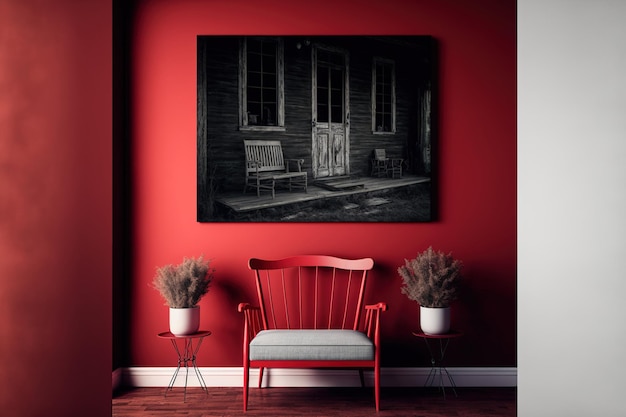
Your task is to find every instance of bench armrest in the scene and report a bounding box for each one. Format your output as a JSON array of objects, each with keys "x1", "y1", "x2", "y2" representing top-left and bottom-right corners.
[
  {"x1": 366, "y1": 302, "x2": 388, "y2": 310},
  {"x1": 284, "y1": 158, "x2": 305, "y2": 172},
  {"x1": 363, "y1": 302, "x2": 388, "y2": 345},
  {"x1": 238, "y1": 303, "x2": 263, "y2": 342},
  {"x1": 246, "y1": 160, "x2": 262, "y2": 173}
]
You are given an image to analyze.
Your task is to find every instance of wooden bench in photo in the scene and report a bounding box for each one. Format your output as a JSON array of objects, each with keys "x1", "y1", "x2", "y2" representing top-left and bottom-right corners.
[
  {"x1": 243, "y1": 140, "x2": 308, "y2": 198},
  {"x1": 238, "y1": 255, "x2": 388, "y2": 411}
]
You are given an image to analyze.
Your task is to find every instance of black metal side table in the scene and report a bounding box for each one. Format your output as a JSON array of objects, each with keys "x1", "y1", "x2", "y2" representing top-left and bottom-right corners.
[
  {"x1": 157, "y1": 330, "x2": 211, "y2": 402},
  {"x1": 412, "y1": 330, "x2": 462, "y2": 399}
]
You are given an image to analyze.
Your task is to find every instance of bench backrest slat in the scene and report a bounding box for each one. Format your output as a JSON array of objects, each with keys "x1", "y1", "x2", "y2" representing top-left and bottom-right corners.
[
  {"x1": 249, "y1": 255, "x2": 374, "y2": 331},
  {"x1": 244, "y1": 140, "x2": 286, "y2": 173}
]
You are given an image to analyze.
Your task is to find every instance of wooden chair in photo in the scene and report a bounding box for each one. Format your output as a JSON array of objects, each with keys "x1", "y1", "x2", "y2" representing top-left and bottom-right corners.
[
  {"x1": 371, "y1": 149, "x2": 404, "y2": 178},
  {"x1": 387, "y1": 157, "x2": 404, "y2": 178},
  {"x1": 371, "y1": 149, "x2": 389, "y2": 177}
]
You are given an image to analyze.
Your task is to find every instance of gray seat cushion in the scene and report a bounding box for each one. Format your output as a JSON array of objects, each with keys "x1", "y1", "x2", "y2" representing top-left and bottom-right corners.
[{"x1": 249, "y1": 329, "x2": 374, "y2": 361}]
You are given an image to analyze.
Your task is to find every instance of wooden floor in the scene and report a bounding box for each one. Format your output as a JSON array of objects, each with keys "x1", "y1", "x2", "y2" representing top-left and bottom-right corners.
[
  {"x1": 217, "y1": 175, "x2": 431, "y2": 213},
  {"x1": 113, "y1": 386, "x2": 516, "y2": 417}
]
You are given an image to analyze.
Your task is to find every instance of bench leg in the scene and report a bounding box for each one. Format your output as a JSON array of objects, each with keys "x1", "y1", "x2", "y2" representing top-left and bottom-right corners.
[
  {"x1": 375, "y1": 364, "x2": 381, "y2": 411},
  {"x1": 243, "y1": 360, "x2": 249, "y2": 411},
  {"x1": 258, "y1": 367, "x2": 265, "y2": 388},
  {"x1": 289, "y1": 175, "x2": 307, "y2": 194}
]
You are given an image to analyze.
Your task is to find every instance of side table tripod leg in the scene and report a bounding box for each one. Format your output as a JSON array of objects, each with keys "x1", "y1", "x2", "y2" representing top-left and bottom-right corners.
[
  {"x1": 166, "y1": 364, "x2": 181, "y2": 396},
  {"x1": 165, "y1": 339, "x2": 183, "y2": 397},
  {"x1": 183, "y1": 362, "x2": 190, "y2": 402},
  {"x1": 192, "y1": 359, "x2": 208, "y2": 394},
  {"x1": 442, "y1": 366, "x2": 458, "y2": 397},
  {"x1": 191, "y1": 337, "x2": 209, "y2": 394},
  {"x1": 183, "y1": 338, "x2": 193, "y2": 402},
  {"x1": 438, "y1": 338, "x2": 457, "y2": 398},
  {"x1": 425, "y1": 366, "x2": 436, "y2": 388},
  {"x1": 439, "y1": 366, "x2": 446, "y2": 399},
  {"x1": 422, "y1": 338, "x2": 438, "y2": 389}
]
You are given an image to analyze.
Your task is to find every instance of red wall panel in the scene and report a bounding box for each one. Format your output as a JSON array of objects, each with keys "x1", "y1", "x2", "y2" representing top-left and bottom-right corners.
[
  {"x1": 129, "y1": 0, "x2": 516, "y2": 367},
  {"x1": 0, "y1": 0, "x2": 112, "y2": 415}
]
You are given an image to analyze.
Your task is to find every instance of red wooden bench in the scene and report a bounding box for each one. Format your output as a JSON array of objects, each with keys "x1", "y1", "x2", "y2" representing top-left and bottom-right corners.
[{"x1": 238, "y1": 255, "x2": 387, "y2": 411}]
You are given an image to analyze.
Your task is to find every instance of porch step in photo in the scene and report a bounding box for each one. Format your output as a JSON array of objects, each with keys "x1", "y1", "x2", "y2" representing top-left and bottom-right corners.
[{"x1": 313, "y1": 176, "x2": 366, "y2": 191}]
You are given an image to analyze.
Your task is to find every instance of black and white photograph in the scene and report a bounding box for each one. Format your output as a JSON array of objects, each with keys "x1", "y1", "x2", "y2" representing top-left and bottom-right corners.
[{"x1": 197, "y1": 35, "x2": 436, "y2": 222}]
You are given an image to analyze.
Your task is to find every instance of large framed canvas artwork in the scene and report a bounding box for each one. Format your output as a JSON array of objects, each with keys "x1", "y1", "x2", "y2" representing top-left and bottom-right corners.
[{"x1": 197, "y1": 35, "x2": 436, "y2": 222}]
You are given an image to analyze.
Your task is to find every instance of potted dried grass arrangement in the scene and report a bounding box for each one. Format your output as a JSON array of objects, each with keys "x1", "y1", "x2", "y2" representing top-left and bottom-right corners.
[
  {"x1": 398, "y1": 246, "x2": 463, "y2": 334},
  {"x1": 152, "y1": 255, "x2": 215, "y2": 336}
]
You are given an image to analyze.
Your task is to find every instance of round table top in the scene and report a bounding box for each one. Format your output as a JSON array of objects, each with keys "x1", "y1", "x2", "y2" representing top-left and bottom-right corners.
[
  {"x1": 412, "y1": 330, "x2": 462, "y2": 339},
  {"x1": 157, "y1": 330, "x2": 212, "y2": 339}
]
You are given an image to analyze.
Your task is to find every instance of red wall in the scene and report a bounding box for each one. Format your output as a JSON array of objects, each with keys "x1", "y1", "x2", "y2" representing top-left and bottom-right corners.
[
  {"x1": 0, "y1": 1, "x2": 112, "y2": 415},
  {"x1": 0, "y1": 2, "x2": 514, "y2": 414},
  {"x1": 0, "y1": 0, "x2": 512, "y2": 415},
  {"x1": 130, "y1": 0, "x2": 516, "y2": 368}
]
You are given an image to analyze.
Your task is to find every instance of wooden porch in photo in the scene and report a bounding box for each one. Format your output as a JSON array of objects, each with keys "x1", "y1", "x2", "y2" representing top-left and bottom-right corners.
[{"x1": 216, "y1": 175, "x2": 430, "y2": 213}]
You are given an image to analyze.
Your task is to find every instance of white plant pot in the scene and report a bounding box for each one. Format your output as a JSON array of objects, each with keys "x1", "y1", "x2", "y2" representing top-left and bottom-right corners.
[
  {"x1": 420, "y1": 306, "x2": 451, "y2": 335},
  {"x1": 169, "y1": 306, "x2": 200, "y2": 336}
]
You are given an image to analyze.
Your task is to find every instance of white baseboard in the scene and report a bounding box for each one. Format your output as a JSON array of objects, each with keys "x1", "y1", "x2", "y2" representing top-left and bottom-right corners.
[{"x1": 120, "y1": 367, "x2": 516, "y2": 388}]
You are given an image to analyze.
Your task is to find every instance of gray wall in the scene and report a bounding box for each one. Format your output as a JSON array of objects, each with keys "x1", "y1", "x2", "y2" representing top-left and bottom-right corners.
[{"x1": 518, "y1": 1, "x2": 626, "y2": 416}]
